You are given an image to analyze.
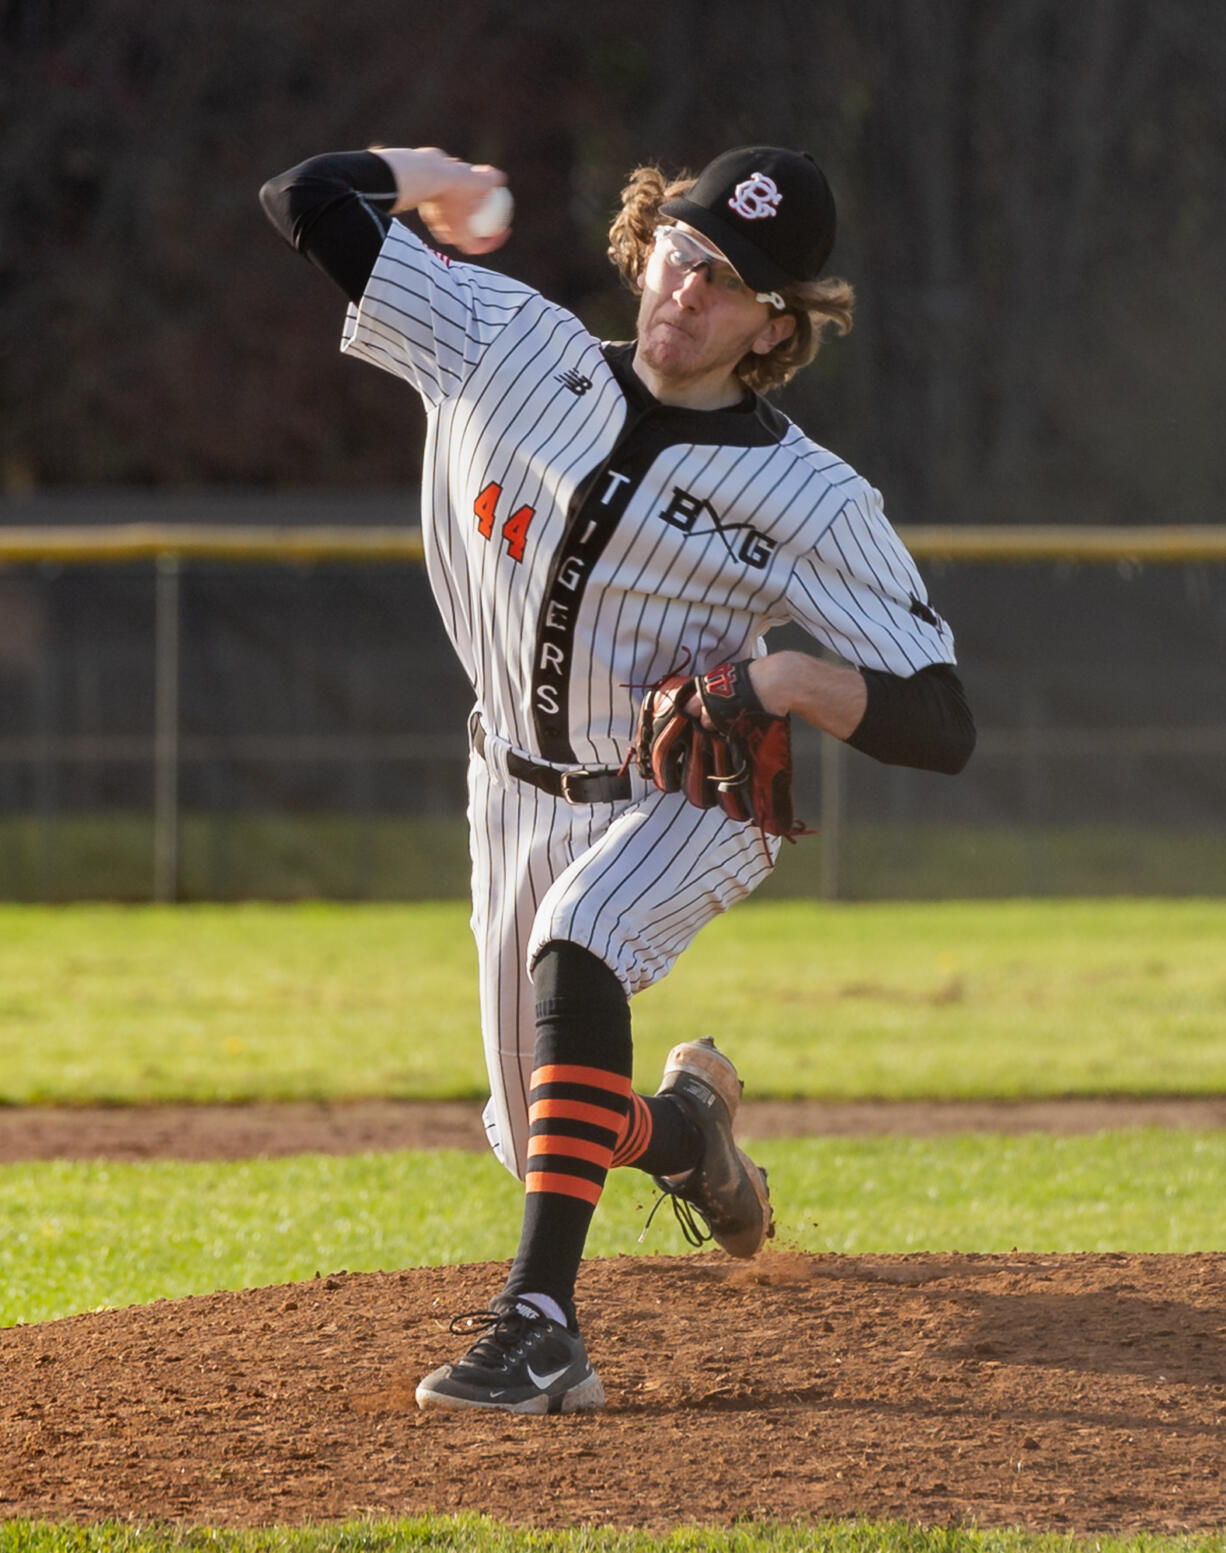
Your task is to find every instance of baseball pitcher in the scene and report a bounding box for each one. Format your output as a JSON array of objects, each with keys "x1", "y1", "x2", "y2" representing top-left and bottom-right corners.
[{"x1": 261, "y1": 141, "x2": 975, "y2": 1414}]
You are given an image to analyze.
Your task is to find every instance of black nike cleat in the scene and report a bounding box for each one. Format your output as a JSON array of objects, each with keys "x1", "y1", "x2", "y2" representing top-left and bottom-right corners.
[
  {"x1": 652, "y1": 1035, "x2": 774, "y2": 1258},
  {"x1": 415, "y1": 1296, "x2": 605, "y2": 1414}
]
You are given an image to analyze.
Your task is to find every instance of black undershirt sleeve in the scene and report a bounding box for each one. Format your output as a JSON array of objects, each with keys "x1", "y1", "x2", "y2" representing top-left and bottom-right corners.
[
  {"x1": 261, "y1": 157, "x2": 977, "y2": 780},
  {"x1": 845, "y1": 662, "x2": 976, "y2": 774},
  {"x1": 259, "y1": 151, "x2": 399, "y2": 303}
]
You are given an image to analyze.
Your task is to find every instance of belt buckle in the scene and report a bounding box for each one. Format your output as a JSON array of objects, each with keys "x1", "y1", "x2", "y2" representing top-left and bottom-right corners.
[{"x1": 559, "y1": 768, "x2": 596, "y2": 803}]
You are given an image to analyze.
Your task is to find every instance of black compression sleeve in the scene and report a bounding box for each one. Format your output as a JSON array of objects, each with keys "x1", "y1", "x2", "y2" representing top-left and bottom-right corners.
[
  {"x1": 845, "y1": 662, "x2": 976, "y2": 774},
  {"x1": 259, "y1": 151, "x2": 399, "y2": 303}
]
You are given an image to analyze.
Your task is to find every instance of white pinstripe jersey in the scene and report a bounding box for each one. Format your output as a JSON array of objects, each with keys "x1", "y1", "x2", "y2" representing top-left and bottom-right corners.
[{"x1": 341, "y1": 221, "x2": 956, "y2": 768}]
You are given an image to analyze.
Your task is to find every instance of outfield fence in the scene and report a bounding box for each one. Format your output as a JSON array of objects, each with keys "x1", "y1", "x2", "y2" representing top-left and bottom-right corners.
[{"x1": 1, "y1": 512, "x2": 1224, "y2": 902}]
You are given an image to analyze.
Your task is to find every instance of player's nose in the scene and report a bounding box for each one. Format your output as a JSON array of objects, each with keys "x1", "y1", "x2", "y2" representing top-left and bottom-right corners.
[{"x1": 672, "y1": 265, "x2": 709, "y2": 308}]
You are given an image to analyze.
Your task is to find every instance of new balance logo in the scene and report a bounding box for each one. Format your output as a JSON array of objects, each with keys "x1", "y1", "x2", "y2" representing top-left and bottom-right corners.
[
  {"x1": 557, "y1": 369, "x2": 593, "y2": 396},
  {"x1": 909, "y1": 594, "x2": 946, "y2": 634}
]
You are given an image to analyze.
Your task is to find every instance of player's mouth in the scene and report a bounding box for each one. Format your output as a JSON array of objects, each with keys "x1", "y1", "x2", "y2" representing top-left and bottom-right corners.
[{"x1": 651, "y1": 313, "x2": 696, "y2": 340}]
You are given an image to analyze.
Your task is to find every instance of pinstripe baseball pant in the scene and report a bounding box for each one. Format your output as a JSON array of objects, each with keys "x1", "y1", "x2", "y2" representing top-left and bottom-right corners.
[{"x1": 466, "y1": 728, "x2": 778, "y2": 1178}]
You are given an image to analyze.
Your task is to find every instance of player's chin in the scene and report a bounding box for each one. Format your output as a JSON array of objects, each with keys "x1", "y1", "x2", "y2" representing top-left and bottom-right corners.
[{"x1": 639, "y1": 327, "x2": 699, "y2": 376}]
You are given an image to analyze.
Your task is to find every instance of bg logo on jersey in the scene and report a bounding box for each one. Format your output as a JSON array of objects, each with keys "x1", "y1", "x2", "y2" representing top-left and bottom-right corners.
[{"x1": 659, "y1": 486, "x2": 778, "y2": 569}]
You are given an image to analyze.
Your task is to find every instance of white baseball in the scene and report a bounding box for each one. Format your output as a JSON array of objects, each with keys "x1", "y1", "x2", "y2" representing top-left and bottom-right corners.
[{"x1": 469, "y1": 185, "x2": 513, "y2": 239}]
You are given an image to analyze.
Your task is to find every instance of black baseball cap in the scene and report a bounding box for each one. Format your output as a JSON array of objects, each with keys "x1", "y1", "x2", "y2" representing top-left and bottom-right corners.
[{"x1": 659, "y1": 145, "x2": 837, "y2": 292}]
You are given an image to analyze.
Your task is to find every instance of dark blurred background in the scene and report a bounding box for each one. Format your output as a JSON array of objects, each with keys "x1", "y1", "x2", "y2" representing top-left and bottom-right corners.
[
  {"x1": 1, "y1": 0, "x2": 1224, "y2": 899},
  {"x1": 5, "y1": 0, "x2": 1224, "y2": 522}
]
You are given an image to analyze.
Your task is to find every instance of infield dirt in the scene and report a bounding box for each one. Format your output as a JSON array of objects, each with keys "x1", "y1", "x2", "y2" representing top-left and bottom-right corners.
[
  {"x1": 5, "y1": 1094, "x2": 1226, "y2": 1161},
  {"x1": 3, "y1": 1102, "x2": 1225, "y2": 1535}
]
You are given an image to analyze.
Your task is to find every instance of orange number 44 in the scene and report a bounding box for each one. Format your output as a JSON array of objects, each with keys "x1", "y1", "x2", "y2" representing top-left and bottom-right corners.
[{"x1": 474, "y1": 482, "x2": 536, "y2": 563}]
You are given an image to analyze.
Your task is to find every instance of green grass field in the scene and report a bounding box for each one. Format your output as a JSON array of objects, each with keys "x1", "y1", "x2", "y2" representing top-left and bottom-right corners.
[
  {"x1": 7, "y1": 813, "x2": 1226, "y2": 903},
  {"x1": 3, "y1": 1518, "x2": 1226, "y2": 1553},
  {"x1": 5, "y1": 897, "x2": 1226, "y2": 1327},
  {"x1": 6, "y1": 1518, "x2": 1226, "y2": 1552},
  {"x1": 4, "y1": 1129, "x2": 1225, "y2": 1329},
  {"x1": 2, "y1": 898, "x2": 1225, "y2": 1104},
  {"x1": 3, "y1": 898, "x2": 1225, "y2": 1551}
]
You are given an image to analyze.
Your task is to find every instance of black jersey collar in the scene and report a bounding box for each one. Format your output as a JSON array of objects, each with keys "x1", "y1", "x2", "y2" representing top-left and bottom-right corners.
[{"x1": 601, "y1": 341, "x2": 787, "y2": 448}]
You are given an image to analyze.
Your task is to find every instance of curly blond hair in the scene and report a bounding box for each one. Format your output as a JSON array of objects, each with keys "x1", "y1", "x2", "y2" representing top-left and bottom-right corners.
[{"x1": 607, "y1": 165, "x2": 855, "y2": 395}]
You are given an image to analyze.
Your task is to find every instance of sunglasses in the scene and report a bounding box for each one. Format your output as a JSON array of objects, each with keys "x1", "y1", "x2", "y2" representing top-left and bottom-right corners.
[{"x1": 651, "y1": 225, "x2": 786, "y2": 311}]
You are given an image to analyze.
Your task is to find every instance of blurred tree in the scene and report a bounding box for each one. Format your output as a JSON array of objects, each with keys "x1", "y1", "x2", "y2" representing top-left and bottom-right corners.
[{"x1": 0, "y1": 0, "x2": 1222, "y2": 523}]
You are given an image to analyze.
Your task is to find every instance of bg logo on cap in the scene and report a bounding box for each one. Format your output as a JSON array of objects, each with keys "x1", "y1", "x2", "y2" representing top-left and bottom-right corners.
[{"x1": 728, "y1": 173, "x2": 782, "y2": 221}]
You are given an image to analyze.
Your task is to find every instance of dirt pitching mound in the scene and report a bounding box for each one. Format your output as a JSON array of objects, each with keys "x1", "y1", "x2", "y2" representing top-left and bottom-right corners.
[{"x1": 4, "y1": 1251, "x2": 1225, "y2": 1534}]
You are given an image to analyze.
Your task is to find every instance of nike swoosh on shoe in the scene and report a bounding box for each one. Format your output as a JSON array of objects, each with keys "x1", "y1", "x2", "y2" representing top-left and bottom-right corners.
[{"x1": 526, "y1": 1362, "x2": 573, "y2": 1389}]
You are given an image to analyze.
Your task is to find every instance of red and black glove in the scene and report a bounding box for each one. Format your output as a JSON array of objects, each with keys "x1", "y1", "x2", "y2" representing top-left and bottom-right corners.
[{"x1": 633, "y1": 659, "x2": 805, "y2": 840}]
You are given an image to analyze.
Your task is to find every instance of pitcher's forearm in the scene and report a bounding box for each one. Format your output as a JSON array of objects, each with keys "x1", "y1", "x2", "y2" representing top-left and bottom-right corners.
[
  {"x1": 748, "y1": 651, "x2": 975, "y2": 773},
  {"x1": 748, "y1": 651, "x2": 867, "y2": 738}
]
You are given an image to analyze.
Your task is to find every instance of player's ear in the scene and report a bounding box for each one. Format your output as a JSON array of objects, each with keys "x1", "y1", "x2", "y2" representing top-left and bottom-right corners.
[{"x1": 749, "y1": 311, "x2": 796, "y2": 356}]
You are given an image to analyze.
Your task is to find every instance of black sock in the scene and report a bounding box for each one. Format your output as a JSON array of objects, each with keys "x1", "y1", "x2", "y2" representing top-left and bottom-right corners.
[{"x1": 502, "y1": 941, "x2": 632, "y2": 1328}]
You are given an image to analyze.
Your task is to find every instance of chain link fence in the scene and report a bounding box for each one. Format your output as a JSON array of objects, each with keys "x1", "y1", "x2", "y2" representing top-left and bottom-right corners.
[{"x1": 2, "y1": 499, "x2": 1224, "y2": 901}]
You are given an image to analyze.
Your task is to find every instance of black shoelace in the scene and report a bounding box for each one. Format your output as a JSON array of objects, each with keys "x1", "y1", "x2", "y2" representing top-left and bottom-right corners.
[
  {"x1": 642, "y1": 1179, "x2": 713, "y2": 1249},
  {"x1": 446, "y1": 1306, "x2": 537, "y2": 1364}
]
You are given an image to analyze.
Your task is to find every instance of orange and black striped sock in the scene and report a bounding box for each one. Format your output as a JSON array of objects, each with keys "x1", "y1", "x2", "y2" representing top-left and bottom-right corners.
[
  {"x1": 504, "y1": 943, "x2": 634, "y2": 1324},
  {"x1": 611, "y1": 1090, "x2": 703, "y2": 1176},
  {"x1": 525, "y1": 1062, "x2": 633, "y2": 1205}
]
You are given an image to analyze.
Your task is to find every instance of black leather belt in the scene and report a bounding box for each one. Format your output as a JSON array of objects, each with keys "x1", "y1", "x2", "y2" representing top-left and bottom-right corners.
[{"x1": 472, "y1": 720, "x2": 632, "y2": 804}]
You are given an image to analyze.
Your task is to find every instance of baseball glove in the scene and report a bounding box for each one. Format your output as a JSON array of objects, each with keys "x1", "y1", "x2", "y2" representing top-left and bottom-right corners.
[{"x1": 632, "y1": 659, "x2": 805, "y2": 840}]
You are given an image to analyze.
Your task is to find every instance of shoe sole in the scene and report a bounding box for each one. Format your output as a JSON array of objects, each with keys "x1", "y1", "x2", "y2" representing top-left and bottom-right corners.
[
  {"x1": 734, "y1": 1149, "x2": 774, "y2": 1257},
  {"x1": 415, "y1": 1370, "x2": 606, "y2": 1414}
]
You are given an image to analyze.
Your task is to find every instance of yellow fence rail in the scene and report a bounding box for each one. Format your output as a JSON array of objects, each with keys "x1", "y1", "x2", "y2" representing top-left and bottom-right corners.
[
  {"x1": 0, "y1": 526, "x2": 427, "y2": 564},
  {"x1": 4, "y1": 524, "x2": 1226, "y2": 565},
  {"x1": 3, "y1": 522, "x2": 1225, "y2": 902}
]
